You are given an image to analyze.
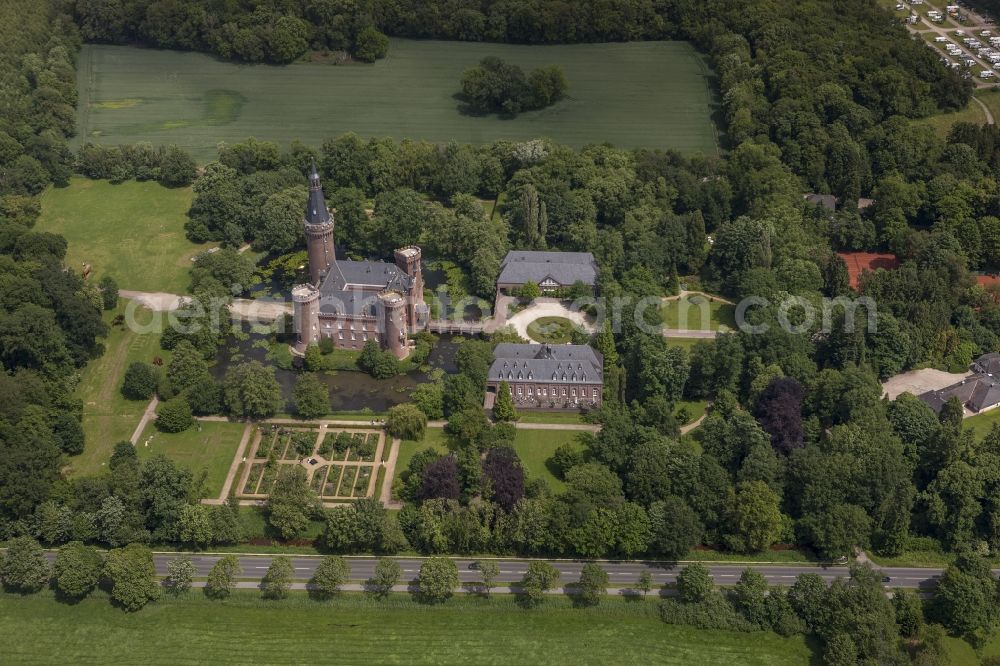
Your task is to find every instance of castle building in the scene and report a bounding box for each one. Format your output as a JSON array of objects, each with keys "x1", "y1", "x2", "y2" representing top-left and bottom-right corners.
[
  {"x1": 485, "y1": 343, "x2": 603, "y2": 411},
  {"x1": 292, "y1": 163, "x2": 427, "y2": 360}
]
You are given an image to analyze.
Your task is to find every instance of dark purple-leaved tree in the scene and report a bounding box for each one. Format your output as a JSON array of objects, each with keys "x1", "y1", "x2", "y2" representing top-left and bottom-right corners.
[
  {"x1": 755, "y1": 377, "x2": 805, "y2": 455},
  {"x1": 418, "y1": 456, "x2": 461, "y2": 501},
  {"x1": 482, "y1": 446, "x2": 525, "y2": 511}
]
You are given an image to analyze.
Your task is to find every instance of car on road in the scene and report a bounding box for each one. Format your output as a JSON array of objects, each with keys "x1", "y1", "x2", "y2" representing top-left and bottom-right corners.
[
  {"x1": 882, "y1": 575, "x2": 892, "y2": 584},
  {"x1": 468, "y1": 561, "x2": 480, "y2": 570}
]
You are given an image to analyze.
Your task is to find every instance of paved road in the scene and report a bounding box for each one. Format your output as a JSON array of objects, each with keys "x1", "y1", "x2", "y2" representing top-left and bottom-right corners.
[{"x1": 102, "y1": 554, "x2": 944, "y2": 590}]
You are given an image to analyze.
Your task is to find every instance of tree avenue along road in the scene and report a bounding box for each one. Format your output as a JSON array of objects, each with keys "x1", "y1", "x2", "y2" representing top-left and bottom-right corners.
[{"x1": 28, "y1": 551, "x2": 948, "y2": 590}]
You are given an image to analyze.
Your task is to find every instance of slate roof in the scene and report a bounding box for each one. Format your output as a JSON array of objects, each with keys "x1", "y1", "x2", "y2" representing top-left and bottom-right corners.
[
  {"x1": 919, "y1": 373, "x2": 1000, "y2": 414},
  {"x1": 305, "y1": 160, "x2": 331, "y2": 227},
  {"x1": 975, "y1": 352, "x2": 1000, "y2": 375},
  {"x1": 318, "y1": 258, "x2": 414, "y2": 315},
  {"x1": 497, "y1": 251, "x2": 598, "y2": 287},
  {"x1": 489, "y1": 343, "x2": 603, "y2": 384}
]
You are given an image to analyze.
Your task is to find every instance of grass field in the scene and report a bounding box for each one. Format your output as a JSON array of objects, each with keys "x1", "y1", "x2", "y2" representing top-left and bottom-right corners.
[
  {"x1": 517, "y1": 411, "x2": 587, "y2": 424},
  {"x1": 37, "y1": 178, "x2": 202, "y2": 293},
  {"x1": 0, "y1": 591, "x2": 812, "y2": 665},
  {"x1": 965, "y1": 406, "x2": 1000, "y2": 440},
  {"x1": 135, "y1": 420, "x2": 246, "y2": 499},
  {"x1": 665, "y1": 337, "x2": 713, "y2": 353},
  {"x1": 75, "y1": 40, "x2": 720, "y2": 161},
  {"x1": 509, "y1": 429, "x2": 586, "y2": 493},
  {"x1": 68, "y1": 304, "x2": 171, "y2": 477},
  {"x1": 662, "y1": 294, "x2": 736, "y2": 331},
  {"x1": 912, "y1": 90, "x2": 1000, "y2": 138}
]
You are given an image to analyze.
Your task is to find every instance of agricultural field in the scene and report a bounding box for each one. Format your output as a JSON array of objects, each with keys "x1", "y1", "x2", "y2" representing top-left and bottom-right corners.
[
  {"x1": 135, "y1": 421, "x2": 247, "y2": 499},
  {"x1": 0, "y1": 592, "x2": 813, "y2": 665},
  {"x1": 36, "y1": 177, "x2": 203, "y2": 293},
  {"x1": 75, "y1": 39, "x2": 720, "y2": 161}
]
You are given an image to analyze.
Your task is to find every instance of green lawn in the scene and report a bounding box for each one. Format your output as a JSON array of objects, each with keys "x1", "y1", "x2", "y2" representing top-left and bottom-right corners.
[
  {"x1": 37, "y1": 177, "x2": 203, "y2": 293},
  {"x1": 135, "y1": 420, "x2": 246, "y2": 499},
  {"x1": 396, "y1": 426, "x2": 581, "y2": 493},
  {"x1": 68, "y1": 304, "x2": 171, "y2": 478},
  {"x1": 665, "y1": 337, "x2": 713, "y2": 353},
  {"x1": 662, "y1": 294, "x2": 736, "y2": 332},
  {"x1": 964, "y1": 407, "x2": 1000, "y2": 440},
  {"x1": 676, "y1": 399, "x2": 709, "y2": 426},
  {"x1": 0, "y1": 592, "x2": 812, "y2": 665},
  {"x1": 517, "y1": 411, "x2": 588, "y2": 425},
  {"x1": 526, "y1": 316, "x2": 577, "y2": 344},
  {"x1": 510, "y1": 428, "x2": 586, "y2": 493},
  {"x1": 397, "y1": 428, "x2": 452, "y2": 475},
  {"x1": 75, "y1": 40, "x2": 720, "y2": 161}
]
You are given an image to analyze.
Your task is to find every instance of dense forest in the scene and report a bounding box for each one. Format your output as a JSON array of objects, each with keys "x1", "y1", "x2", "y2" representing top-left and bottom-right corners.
[{"x1": 0, "y1": 1, "x2": 110, "y2": 533}]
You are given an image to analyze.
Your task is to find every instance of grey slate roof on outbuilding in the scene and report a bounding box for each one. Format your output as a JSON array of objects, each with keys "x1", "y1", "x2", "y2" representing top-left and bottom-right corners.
[
  {"x1": 918, "y1": 373, "x2": 1000, "y2": 414},
  {"x1": 803, "y1": 193, "x2": 838, "y2": 211},
  {"x1": 497, "y1": 251, "x2": 598, "y2": 287},
  {"x1": 489, "y1": 343, "x2": 603, "y2": 384},
  {"x1": 975, "y1": 352, "x2": 1000, "y2": 375}
]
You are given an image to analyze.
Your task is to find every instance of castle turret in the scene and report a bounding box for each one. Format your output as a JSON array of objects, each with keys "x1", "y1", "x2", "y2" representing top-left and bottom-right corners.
[
  {"x1": 394, "y1": 245, "x2": 426, "y2": 330},
  {"x1": 304, "y1": 160, "x2": 335, "y2": 286},
  {"x1": 292, "y1": 284, "x2": 321, "y2": 353},
  {"x1": 376, "y1": 290, "x2": 409, "y2": 360}
]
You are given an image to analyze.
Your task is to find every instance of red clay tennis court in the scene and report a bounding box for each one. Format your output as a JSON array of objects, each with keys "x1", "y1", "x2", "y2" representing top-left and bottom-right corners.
[{"x1": 837, "y1": 252, "x2": 899, "y2": 290}]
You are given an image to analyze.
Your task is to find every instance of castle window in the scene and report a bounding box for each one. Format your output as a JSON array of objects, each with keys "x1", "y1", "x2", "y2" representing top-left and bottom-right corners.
[
  {"x1": 593, "y1": 389, "x2": 599, "y2": 398},
  {"x1": 562, "y1": 388, "x2": 567, "y2": 396},
  {"x1": 527, "y1": 386, "x2": 533, "y2": 395},
  {"x1": 571, "y1": 388, "x2": 576, "y2": 397},
  {"x1": 517, "y1": 386, "x2": 522, "y2": 395},
  {"x1": 338, "y1": 332, "x2": 344, "y2": 340},
  {"x1": 363, "y1": 334, "x2": 368, "y2": 341}
]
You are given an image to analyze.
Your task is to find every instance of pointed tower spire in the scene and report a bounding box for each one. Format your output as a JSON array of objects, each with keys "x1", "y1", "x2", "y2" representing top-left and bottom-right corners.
[{"x1": 305, "y1": 158, "x2": 330, "y2": 226}]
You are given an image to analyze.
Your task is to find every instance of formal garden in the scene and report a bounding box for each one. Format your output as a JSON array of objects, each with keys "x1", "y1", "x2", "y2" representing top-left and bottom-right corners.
[{"x1": 238, "y1": 425, "x2": 385, "y2": 501}]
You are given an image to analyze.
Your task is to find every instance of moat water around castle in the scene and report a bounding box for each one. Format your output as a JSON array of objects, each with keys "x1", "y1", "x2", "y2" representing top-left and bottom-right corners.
[{"x1": 210, "y1": 324, "x2": 462, "y2": 413}]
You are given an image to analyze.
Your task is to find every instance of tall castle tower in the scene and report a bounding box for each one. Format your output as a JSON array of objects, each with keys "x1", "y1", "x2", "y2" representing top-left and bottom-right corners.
[
  {"x1": 376, "y1": 291, "x2": 409, "y2": 360},
  {"x1": 304, "y1": 160, "x2": 335, "y2": 285},
  {"x1": 292, "y1": 284, "x2": 321, "y2": 353},
  {"x1": 394, "y1": 246, "x2": 426, "y2": 330}
]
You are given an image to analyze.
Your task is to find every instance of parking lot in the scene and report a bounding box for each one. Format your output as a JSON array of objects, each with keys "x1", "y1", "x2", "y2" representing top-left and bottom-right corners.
[{"x1": 894, "y1": 0, "x2": 1000, "y2": 87}]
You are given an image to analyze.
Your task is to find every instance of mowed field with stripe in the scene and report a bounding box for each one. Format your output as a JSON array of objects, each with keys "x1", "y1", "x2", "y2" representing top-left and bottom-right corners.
[{"x1": 75, "y1": 39, "x2": 721, "y2": 161}]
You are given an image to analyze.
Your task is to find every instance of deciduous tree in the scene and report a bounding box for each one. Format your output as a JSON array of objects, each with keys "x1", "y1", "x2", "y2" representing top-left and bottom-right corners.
[
  {"x1": 104, "y1": 544, "x2": 159, "y2": 611},
  {"x1": 418, "y1": 556, "x2": 459, "y2": 603},
  {"x1": 164, "y1": 556, "x2": 195, "y2": 596},
  {"x1": 0, "y1": 536, "x2": 49, "y2": 593},
  {"x1": 577, "y1": 562, "x2": 609, "y2": 606},
  {"x1": 310, "y1": 556, "x2": 350, "y2": 599},
  {"x1": 205, "y1": 554, "x2": 241, "y2": 600},
  {"x1": 262, "y1": 556, "x2": 293, "y2": 600}
]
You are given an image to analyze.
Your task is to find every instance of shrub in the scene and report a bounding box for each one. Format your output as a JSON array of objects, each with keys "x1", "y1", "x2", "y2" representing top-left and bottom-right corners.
[
  {"x1": 387, "y1": 403, "x2": 427, "y2": 440},
  {"x1": 156, "y1": 397, "x2": 194, "y2": 432},
  {"x1": 122, "y1": 362, "x2": 158, "y2": 400}
]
